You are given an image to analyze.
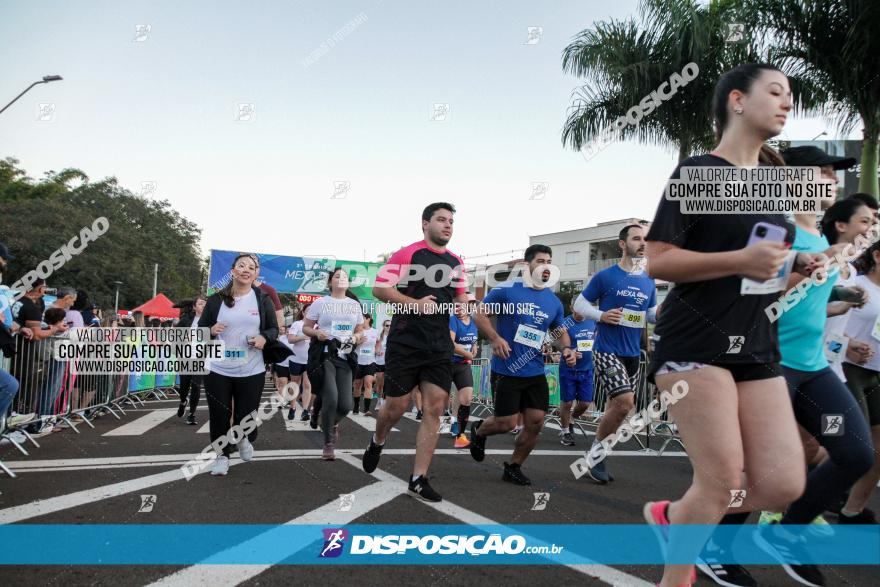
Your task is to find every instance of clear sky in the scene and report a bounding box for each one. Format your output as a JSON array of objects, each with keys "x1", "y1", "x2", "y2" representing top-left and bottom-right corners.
[{"x1": 2, "y1": 0, "x2": 846, "y2": 267}]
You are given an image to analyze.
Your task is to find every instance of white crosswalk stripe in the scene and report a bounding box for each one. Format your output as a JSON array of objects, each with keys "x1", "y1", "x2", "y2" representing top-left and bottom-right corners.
[{"x1": 102, "y1": 409, "x2": 178, "y2": 436}]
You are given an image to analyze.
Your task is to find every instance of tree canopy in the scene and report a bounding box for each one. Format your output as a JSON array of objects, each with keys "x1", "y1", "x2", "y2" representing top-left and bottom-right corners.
[{"x1": 0, "y1": 157, "x2": 204, "y2": 311}]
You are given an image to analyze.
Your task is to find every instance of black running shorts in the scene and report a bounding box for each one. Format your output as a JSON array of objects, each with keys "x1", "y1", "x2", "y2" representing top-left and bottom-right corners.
[
  {"x1": 452, "y1": 362, "x2": 474, "y2": 390},
  {"x1": 384, "y1": 343, "x2": 452, "y2": 397},
  {"x1": 491, "y1": 372, "x2": 549, "y2": 417},
  {"x1": 355, "y1": 363, "x2": 378, "y2": 380},
  {"x1": 288, "y1": 362, "x2": 307, "y2": 376}
]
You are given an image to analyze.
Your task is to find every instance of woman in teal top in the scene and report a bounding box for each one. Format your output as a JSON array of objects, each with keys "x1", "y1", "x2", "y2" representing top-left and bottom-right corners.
[{"x1": 748, "y1": 189, "x2": 874, "y2": 585}]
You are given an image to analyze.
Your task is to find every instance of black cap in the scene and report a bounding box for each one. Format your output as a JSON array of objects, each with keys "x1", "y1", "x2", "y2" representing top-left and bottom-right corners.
[
  {"x1": 781, "y1": 145, "x2": 856, "y2": 170},
  {"x1": 0, "y1": 241, "x2": 14, "y2": 261}
]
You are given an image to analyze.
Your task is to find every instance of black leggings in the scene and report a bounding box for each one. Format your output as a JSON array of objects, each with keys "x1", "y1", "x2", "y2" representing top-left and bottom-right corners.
[
  {"x1": 178, "y1": 375, "x2": 202, "y2": 415},
  {"x1": 320, "y1": 357, "x2": 353, "y2": 444},
  {"x1": 205, "y1": 371, "x2": 265, "y2": 456},
  {"x1": 781, "y1": 366, "x2": 873, "y2": 523}
]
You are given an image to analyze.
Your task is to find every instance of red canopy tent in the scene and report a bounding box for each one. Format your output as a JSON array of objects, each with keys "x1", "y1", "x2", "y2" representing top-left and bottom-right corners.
[{"x1": 130, "y1": 293, "x2": 180, "y2": 320}]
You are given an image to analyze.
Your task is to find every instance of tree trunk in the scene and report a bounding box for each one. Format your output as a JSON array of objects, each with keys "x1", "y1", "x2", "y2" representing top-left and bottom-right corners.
[
  {"x1": 858, "y1": 127, "x2": 879, "y2": 197},
  {"x1": 678, "y1": 140, "x2": 690, "y2": 162}
]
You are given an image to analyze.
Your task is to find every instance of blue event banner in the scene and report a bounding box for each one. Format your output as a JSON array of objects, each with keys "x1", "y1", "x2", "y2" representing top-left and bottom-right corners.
[
  {"x1": 207, "y1": 249, "x2": 381, "y2": 298},
  {"x1": 0, "y1": 525, "x2": 877, "y2": 565}
]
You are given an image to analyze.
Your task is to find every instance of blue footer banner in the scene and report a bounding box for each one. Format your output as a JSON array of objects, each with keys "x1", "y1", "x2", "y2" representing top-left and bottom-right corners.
[{"x1": 0, "y1": 525, "x2": 878, "y2": 565}]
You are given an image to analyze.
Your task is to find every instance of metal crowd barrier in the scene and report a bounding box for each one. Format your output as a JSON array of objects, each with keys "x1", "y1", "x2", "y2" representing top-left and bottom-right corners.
[
  {"x1": 469, "y1": 351, "x2": 685, "y2": 456},
  {"x1": 547, "y1": 350, "x2": 685, "y2": 454},
  {"x1": 0, "y1": 332, "x2": 177, "y2": 477},
  {"x1": 468, "y1": 358, "x2": 493, "y2": 419}
]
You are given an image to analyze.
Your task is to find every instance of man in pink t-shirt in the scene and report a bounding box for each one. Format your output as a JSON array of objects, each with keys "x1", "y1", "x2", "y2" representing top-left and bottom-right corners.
[{"x1": 361, "y1": 202, "x2": 469, "y2": 503}]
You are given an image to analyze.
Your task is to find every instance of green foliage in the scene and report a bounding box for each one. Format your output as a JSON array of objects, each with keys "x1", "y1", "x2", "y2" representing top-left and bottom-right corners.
[
  {"x1": 562, "y1": 0, "x2": 760, "y2": 161},
  {"x1": 555, "y1": 280, "x2": 582, "y2": 314},
  {"x1": 0, "y1": 157, "x2": 204, "y2": 310},
  {"x1": 746, "y1": 0, "x2": 880, "y2": 195}
]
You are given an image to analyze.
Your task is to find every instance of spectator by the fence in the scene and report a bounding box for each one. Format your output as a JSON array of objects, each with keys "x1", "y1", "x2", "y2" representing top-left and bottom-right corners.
[
  {"x1": 13, "y1": 279, "x2": 53, "y2": 338},
  {"x1": 73, "y1": 290, "x2": 100, "y2": 327},
  {"x1": 54, "y1": 287, "x2": 84, "y2": 330},
  {"x1": 34, "y1": 307, "x2": 69, "y2": 422}
]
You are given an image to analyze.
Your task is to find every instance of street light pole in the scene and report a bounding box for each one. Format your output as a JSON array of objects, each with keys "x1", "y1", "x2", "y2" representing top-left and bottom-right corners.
[
  {"x1": 0, "y1": 75, "x2": 63, "y2": 116},
  {"x1": 113, "y1": 281, "x2": 123, "y2": 315}
]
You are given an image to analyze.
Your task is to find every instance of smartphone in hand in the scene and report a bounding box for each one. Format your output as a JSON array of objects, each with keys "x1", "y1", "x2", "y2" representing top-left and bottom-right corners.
[{"x1": 747, "y1": 221, "x2": 788, "y2": 246}]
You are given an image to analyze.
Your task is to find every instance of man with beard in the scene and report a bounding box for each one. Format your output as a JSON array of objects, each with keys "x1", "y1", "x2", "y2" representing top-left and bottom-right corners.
[
  {"x1": 467, "y1": 244, "x2": 575, "y2": 485},
  {"x1": 573, "y1": 224, "x2": 657, "y2": 484},
  {"x1": 362, "y1": 202, "x2": 469, "y2": 503}
]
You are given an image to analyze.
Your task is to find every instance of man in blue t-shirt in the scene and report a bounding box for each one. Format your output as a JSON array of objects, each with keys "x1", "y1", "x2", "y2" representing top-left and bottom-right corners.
[
  {"x1": 469, "y1": 244, "x2": 576, "y2": 486},
  {"x1": 558, "y1": 306, "x2": 597, "y2": 447},
  {"x1": 573, "y1": 224, "x2": 657, "y2": 484},
  {"x1": 449, "y1": 297, "x2": 479, "y2": 447}
]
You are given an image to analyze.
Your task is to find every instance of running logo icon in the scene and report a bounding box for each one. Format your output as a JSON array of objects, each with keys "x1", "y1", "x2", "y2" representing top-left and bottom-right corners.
[
  {"x1": 524, "y1": 26, "x2": 543, "y2": 45},
  {"x1": 531, "y1": 492, "x2": 550, "y2": 511},
  {"x1": 529, "y1": 182, "x2": 549, "y2": 200},
  {"x1": 338, "y1": 494, "x2": 355, "y2": 512},
  {"x1": 138, "y1": 494, "x2": 157, "y2": 513},
  {"x1": 727, "y1": 336, "x2": 745, "y2": 354},
  {"x1": 725, "y1": 23, "x2": 745, "y2": 43},
  {"x1": 728, "y1": 489, "x2": 746, "y2": 508},
  {"x1": 319, "y1": 528, "x2": 348, "y2": 558},
  {"x1": 822, "y1": 414, "x2": 844, "y2": 436}
]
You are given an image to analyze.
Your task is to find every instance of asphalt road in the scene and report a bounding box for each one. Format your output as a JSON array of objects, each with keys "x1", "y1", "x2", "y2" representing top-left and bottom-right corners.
[{"x1": 0, "y1": 379, "x2": 877, "y2": 586}]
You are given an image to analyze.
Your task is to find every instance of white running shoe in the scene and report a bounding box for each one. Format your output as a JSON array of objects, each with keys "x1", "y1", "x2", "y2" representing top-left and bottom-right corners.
[
  {"x1": 211, "y1": 455, "x2": 230, "y2": 476},
  {"x1": 7, "y1": 413, "x2": 36, "y2": 428},
  {"x1": 238, "y1": 438, "x2": 254, "y2": 461}
]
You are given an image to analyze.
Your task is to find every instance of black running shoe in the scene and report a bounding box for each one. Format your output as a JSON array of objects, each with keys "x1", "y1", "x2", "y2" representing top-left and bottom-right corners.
[
  {"x1": 177, "y1": 400, "x2": 186, "y2": 418},
  {"x1": 754, "y1": 522, "x2": 825, "y2": 586},
  {"x1": 838, "y1": 508, "x2": 877, "y2": 524},
  {"x1": 416, "y1": 410, "x2": 423, "y2": 420},
  {"x1": 469, "y1": 421, "x2": 486, "y2": 462},
  {"x1": 586, "y1": 455, "x2": 611, "y2": 484},
  {"x1": 287, "y1": 407, "x2": 295, "y2": 420},
  {"x1": 309, "y1": 409, "x2": 319, "y2": 430},
  {"x1": 362, "y1": 437, "x2": 384, "y2": 473},
  {"x1": 698, "y1": 541, "x2": 757, "y2": 587},
  {"x1": 697, "y1": 561, "x2": 757, "y2": 587},
  {"x1": 185, "y1": 413, "x2": 197, "y2": 426},
  {"x1": 408, "y1": 475, "x2": 442, "y2": 502},
  {"x1": 300, "y1": 409, "x2": 310, "y2": 422},
  {"x1": 502, "y1": 462, "x2": 531, "y2": 486}
]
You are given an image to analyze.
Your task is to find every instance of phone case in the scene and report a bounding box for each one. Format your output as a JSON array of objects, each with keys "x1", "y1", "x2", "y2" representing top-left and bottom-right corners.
[{"x1": 747, "y1": 222, "x2": 787, "y2": 246}]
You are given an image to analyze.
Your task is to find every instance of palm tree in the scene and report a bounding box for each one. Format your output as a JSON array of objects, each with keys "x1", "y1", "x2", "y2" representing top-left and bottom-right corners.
[
  {"x1": 747, "y1": 0, "x2": 880, "y2": 195},
  {"x1": 562, "y1": 0, "x2": 759, "y2": 161}
]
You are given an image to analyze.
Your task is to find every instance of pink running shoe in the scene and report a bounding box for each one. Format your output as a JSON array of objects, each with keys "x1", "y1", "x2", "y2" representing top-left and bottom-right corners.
[{"x1": 643, "y1": 501, "x2": 696, "y2": 586}]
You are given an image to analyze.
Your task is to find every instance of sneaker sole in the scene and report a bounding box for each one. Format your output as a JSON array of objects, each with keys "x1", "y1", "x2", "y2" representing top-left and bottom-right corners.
[
  {"x1": 752, "y1": 528, "x2": 822, "y2": 587},
  {"x1": 407, "y1": 488, "x2": 441, "y2": 503}
]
